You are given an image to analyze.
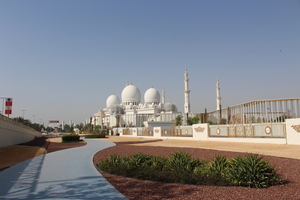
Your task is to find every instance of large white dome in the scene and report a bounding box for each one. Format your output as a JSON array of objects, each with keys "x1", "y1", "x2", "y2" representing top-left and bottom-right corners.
[
  {"x1": 106, "y1": 94, "x2": 120, "y2": 108},
  {"x1": 121, "y1": 84, "x2": 141, "y2": 105},
  {"x1": 144, "y1": 87, "x2": 160, "y2": 104}
]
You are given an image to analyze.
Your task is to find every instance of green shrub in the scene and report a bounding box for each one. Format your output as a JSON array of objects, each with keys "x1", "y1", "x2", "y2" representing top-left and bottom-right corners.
[
  {"x1": 129, "y1": 153, "x2": 151, "y2": 168},
  {"x1": 193, "y1": 161, "x2": 220, "y2": 185},
  {"x1": 85, "y1": 133, "x2": 106, "y2": 138},
  {"x1": 210, "y1": 155, "x2": 228, "y2": 173},
  {"x1": 226, "y1": 154, "x2": 283, "y2": 188},
  {"x1": 207, "y1": 155, "x2": 229, "y2": 185},
  {"x1": 166, "y1": 151, "x2": 202, "y2": 184},
  {"x1": 62, "y1": 134, "x2": 80, "y2": 142},
  {"x1": 98, "y1": 154, "x2": 125, "y2": 175},
  {"x1": 168, "y1": 151, "x2": 200, "y2": 172},
  {"x1": 98, "y1": 152, "x2": 283, "y2": 188},
  {"x1": 147, "y1": 155, "x2": 168, "y2": 170}
]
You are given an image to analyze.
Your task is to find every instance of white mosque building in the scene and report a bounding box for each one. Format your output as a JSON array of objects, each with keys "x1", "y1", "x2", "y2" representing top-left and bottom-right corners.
[
  {"x1": 92, "y1": 69, "x2": 193, "y2": 128},
  {"x1": 91, "y1": 68, "x2": 300, "y2": 128}
]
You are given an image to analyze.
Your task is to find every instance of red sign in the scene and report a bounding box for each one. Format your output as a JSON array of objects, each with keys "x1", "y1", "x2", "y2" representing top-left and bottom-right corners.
[
  {"x1": 5, "y1": 98, "x2": 13, "y2": 115},
  {"x1": 49, "y1": 120, "x2": 59, "y2": 123}
]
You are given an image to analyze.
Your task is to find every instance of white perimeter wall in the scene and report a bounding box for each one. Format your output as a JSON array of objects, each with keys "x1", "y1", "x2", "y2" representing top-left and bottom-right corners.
[
  {"x1": 116, "y1": 118, "x2": 300, "y2": 145},
  {"x1": 0, "y1": 117, "x2": 42, "y2": 148}
]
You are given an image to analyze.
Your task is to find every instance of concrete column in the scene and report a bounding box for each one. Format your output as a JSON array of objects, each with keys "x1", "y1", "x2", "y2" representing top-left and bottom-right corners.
[
  {"x1": 286, "y1": 118, "x2": 300, "y2": 145},
  {"x1": 192, "y1": 123, "x2": 209, "y2": 140},
  {"x1": 153, "y1": 127, "x2": 161, "y2": 138}
]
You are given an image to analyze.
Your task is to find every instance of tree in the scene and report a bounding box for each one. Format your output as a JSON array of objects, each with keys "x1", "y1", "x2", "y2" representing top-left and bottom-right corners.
[
  {"x1": 187, "y1": 115, "x2": 200, "y2": 125},
  {"x1": 175, "y1": 115, "x2": 183, "y2": 126},
  {"x1": 67, "y1": 126, "x2": 75, "y2": 134},
  {"x1": 13, "y1": 117, "x2": 45, "y2": 132},
  {"x1": 13, "y1": 117, "x2": 31, "y2": 126},
  {"x1": 64, "y1": 124, "x2": 70, "y2": 131},
  {"x1": 82, "y1": 123, "x2": 93, "y2": 133},
  {"x1": 45, "y1": 126, "x2": 54, "y2": 132},
  {"x1": 75, "y1": 123, "x2": 84, "y2": 131}
]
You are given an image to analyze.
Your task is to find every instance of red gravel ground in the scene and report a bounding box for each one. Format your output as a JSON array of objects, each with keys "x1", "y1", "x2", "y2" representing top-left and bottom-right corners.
[{"x1": 93, "y1": 141, "x2": 300, "y2": 200}]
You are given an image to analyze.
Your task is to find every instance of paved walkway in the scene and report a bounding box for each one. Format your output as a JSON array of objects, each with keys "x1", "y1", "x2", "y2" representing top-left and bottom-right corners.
[
  {"x1": 100, "y1": 136, "x2": 300, "y2": 160},
  {"x1": 0, "y1": 139, "x2": 127, "y2": 200}
]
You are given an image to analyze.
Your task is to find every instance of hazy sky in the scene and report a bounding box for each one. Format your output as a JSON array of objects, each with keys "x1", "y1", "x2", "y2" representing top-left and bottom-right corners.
[{"x1": 1, "y1": 0, "x2": 300, "y2": 125}]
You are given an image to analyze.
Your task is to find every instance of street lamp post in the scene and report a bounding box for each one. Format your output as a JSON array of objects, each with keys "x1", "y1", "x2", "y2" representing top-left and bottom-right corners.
[{"x1": 22, "y1": 110, "x2": 26, "y2": 118}]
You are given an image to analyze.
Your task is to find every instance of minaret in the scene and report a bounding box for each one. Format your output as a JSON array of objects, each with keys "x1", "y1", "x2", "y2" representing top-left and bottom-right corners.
[
  {"x1": 216, "y1": 78, "x2": 222, "y2": 110},
  {"x1": 184, "y1": 68, "x2": 191, "y2": 114},
  {"x1": 162, "y1": 88, "x2": 165, "y2": 104}
]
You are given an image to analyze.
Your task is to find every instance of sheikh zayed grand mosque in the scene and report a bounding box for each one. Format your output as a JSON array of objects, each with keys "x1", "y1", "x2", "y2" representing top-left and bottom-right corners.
[
  {"x1": 92, "y1": 68, "x2": 199, "y2": 128},
  {"x1": 92, "y1": 68, "x2": 300, "y2": 129}
]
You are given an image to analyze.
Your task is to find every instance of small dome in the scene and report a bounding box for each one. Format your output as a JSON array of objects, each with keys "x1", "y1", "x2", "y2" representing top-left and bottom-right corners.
[
  {"x1": 106, "y1": 94, "x2": 120, "y2": 108},
  {"x1": 144, "y1": 87, "x2": 160, "y2": 104},
  {"x1": 121, "y1": 84, "x2": 141, "y2": 105},
  {"x1": 165, "y1": 102, "x2": 178, "y2": 112}
]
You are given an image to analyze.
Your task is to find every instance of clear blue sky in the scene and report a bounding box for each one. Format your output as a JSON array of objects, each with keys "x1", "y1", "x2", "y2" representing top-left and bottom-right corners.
[{"x1": 1, "y1": 0, "x2": 300, "y2": 125}]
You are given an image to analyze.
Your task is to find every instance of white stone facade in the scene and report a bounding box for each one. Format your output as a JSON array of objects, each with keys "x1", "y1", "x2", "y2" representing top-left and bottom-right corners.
[{"x1": 94, "y1": 82, "x2": 179, "y2": 128}]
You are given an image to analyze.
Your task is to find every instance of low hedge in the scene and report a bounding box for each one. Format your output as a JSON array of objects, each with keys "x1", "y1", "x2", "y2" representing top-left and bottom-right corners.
[
  {"x1": 85, "y1": 133, "x2": 106, "y2": 138},
  {"x1": 62, "y1": 134, "x2": 80, "y2": 142}
]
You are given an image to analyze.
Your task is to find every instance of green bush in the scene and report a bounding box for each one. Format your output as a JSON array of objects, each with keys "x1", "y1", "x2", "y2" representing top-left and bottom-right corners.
[
  {"x1": 85, "y1": 133, "x2": 106, "y2": 138},
  {"x1": 209, "y1": 155, "x2": 228, "y2": 176},
  {"x1": 98, "y1": 152, "x2": 283, "y2": 188},
  {"x1": 168, "y1": 151, "x2": 194, "y2": 171},
  {"x1": 62, "y1": 134, "x2": 80, "y2": 142},
  {"x1": 168, "y1": 151, "x2": 202, "y2": 184},
  {"x1": 207, "y1": 155, "x2": 229, "y2": 185},
  {"x1": 226, "y1": 154, "x2": 283, "y2": 188}
]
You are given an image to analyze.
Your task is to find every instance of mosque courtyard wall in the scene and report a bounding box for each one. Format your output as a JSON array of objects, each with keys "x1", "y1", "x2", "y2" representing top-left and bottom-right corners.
[{"x1": 113, "y1": 118, "x2": 300, "y2": 145}]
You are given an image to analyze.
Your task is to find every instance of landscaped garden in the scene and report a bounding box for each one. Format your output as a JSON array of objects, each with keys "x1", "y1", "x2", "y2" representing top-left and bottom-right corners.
[{"x1": 98, "y1": 151, "x2": 283, "y2": 188}]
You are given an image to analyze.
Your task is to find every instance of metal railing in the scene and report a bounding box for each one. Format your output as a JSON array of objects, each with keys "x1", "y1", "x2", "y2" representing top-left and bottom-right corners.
[{"x1": 206, "y1": 98, "x2": 300, "y2": 124}]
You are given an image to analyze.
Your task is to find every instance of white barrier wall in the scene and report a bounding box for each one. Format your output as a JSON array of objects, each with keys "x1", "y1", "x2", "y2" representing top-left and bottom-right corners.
[
  {"x1": 286, "y1": 118, "x2": 300, "y2": 145},
  {"x1": 113, "y1": 119, "x2": 300, "y2": 145},
  {"x1": 0, "y1": 116, "x2": 42, "y2": 148}
]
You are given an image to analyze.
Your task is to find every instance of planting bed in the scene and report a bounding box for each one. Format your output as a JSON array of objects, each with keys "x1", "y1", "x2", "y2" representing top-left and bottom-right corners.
[{"x1": 94, "y1": 142, "x2": 300, "y2": 200}]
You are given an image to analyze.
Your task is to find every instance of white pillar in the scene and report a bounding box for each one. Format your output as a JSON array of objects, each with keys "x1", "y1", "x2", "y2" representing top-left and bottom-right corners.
[
  {"x1": 286, "y1": 118, "x2": 300, "y2": 145},
  {"x1": 193, "y1": 123, "x2": 209, "y2": 140},
  {"x1": 216, "y1": 78, "x2": 222, "y2": 111},
  {"x1": 184, "y1": 68, "x2": 191, "y2": 114},
  {"x1": 162, "y1": 88, "x2": 165, "y2": 104}
]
